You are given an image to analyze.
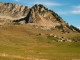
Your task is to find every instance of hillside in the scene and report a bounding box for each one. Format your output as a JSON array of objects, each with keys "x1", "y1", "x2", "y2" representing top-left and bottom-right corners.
[
  {"x1": 0, "y1": 2, "x2": 80, "y2": 60},
  {"x1": 0, "y1": 2, "x2": 80, "y2": 32},
  {"x1": 0, "y1": 25, "x2": 80, "y2": 60}
]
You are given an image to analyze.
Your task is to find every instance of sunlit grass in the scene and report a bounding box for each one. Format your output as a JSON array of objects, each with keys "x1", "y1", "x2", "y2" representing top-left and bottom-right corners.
[{"x1": 0, "y1": 25, "x2": 80, "y2": 60}]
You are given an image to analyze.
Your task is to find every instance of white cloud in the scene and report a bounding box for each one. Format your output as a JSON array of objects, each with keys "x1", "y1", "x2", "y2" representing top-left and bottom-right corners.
[
  {"x1": 74, "y1": 5, "x2": 80, "y2": 9},
  {"x1": 71, "y1": 10, "x2": 80, "y2": 14},
  {"x1": 29, "y1": 1, "x2": 62, "y2": 7},
  {"x1": 58, "y1": 5, "x2": 80, "y2": 15},
  {"x1": 77, "y1": 27, "x2": 80, "y2": 29},
  {"x1": 71, "y1": 5, "x2": 80, "y2": 14},
  {"x1": 14, "y1": 0, "x2": 20, "y2": 2},
  {"x1": 13, "y1": 0, "x2": 63, "y2": 7},
  {"x1": 56, "y1": 11, "x2": 69, "y2": 15}
]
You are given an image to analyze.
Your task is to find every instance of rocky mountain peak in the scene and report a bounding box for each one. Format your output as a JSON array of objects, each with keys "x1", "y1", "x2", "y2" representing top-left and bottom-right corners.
[
  {"x1": 0, "y1": 2, "x2": 30, "y2": 18},
  {"x1": 32, "y1": 4, "x2": 47, "y2": 11},
  {"x1": 0, "y1": 2, "x2": 80, "y2": 32},
  {"x1": 31, "y1": 4, "x2": 63, "y2": 22},
  {"x1": 26, "y1": 4, "x2": 64, "y2": 28}
]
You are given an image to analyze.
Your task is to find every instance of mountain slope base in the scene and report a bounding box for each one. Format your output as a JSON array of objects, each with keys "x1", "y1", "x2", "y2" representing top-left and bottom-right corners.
[{"x1": 0, "y1": 25, "x2": 80, "y2": 60}]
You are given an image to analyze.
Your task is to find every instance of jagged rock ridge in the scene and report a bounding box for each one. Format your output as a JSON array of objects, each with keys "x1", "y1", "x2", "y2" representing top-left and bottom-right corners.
[
  {"x1": 27, "y1": 4, "x2": 64, "y2": 27},
  {"x1": 0, "y1": 2, "x2": 30, "y2": 19},
  {"x1": 0, "y1": 2, "x2": 80, "y2": 32}
]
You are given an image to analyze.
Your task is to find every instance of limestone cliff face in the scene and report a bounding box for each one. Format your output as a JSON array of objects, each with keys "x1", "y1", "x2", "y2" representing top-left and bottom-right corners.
[
  {"x1": 0, "y1": 2, "x2": 30, "y2": 19},
  {"x1": 0, "y1": 2, "x2": 79, "y2": 32},
  {"x1": 0, "y1": 2, "x2": 65, "y2": 25},
  {"x1": 27, "y1": 4, "x2": 64, "y2": 28}
]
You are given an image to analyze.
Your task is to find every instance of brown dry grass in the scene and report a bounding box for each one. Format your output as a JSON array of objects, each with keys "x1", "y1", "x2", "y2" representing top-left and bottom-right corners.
[{"x1": 0, "y1": 25, "x2": 80, "y2": 60}]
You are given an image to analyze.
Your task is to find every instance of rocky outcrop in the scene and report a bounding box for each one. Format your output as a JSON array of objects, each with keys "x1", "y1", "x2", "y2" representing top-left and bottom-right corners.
[
  {"x1": 26, "y1": 4, "x2": 63, "y2": 28},
  {"x1": 0, "y1": 2, "x2": 30, "y2": 19},
  {"x1": 0, "y1": 2, "x2": 80, "y2": 32}
]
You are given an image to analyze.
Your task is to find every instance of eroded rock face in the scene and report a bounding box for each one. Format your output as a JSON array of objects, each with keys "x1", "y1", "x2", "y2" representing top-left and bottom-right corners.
[
  {"x1": 0, "y1": 3, "x2": 64, "y2": 25},
  {"x1": 0, "y1": 2, "x2": 30, "y2": 18},
  {"x1": 27, "y1": 4, "x2": 63, "y2": 28},
  {"x1": 0, "y1": 2, "x2": 79, "y2": 32}
]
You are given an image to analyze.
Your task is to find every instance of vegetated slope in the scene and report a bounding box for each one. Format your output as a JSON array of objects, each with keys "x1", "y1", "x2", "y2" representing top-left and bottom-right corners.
[
  {"x1": 0, "y1": 25, "x2": 80, "y2": 60},
  {"x1": 0, "y1": 2, "x2": 80, "y2": 60},
  {"x1": 0, "y1": 2, "x2": 80, "y2": 42}
]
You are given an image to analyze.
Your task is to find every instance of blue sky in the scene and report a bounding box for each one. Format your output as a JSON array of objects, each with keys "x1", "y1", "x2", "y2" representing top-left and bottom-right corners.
[{"x1": 0, "y1": 0, "x2": 80, "y2": 28}]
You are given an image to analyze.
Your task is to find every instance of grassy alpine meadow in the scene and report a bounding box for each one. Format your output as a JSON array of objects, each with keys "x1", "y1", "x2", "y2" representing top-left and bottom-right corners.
[{"x1": 0, "y1": 25, "x2": 80, "y2": 60}]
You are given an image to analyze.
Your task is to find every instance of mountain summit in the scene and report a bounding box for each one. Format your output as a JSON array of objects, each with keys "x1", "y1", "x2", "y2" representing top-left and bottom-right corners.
[{"x1": 0, "y1": 2, "x2": 80, "y2": 32}]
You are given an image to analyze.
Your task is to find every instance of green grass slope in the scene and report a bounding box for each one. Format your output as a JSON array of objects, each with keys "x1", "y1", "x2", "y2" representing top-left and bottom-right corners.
[{"x1": 0, "y1": 25, "x2": 80, "y2": 60}]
